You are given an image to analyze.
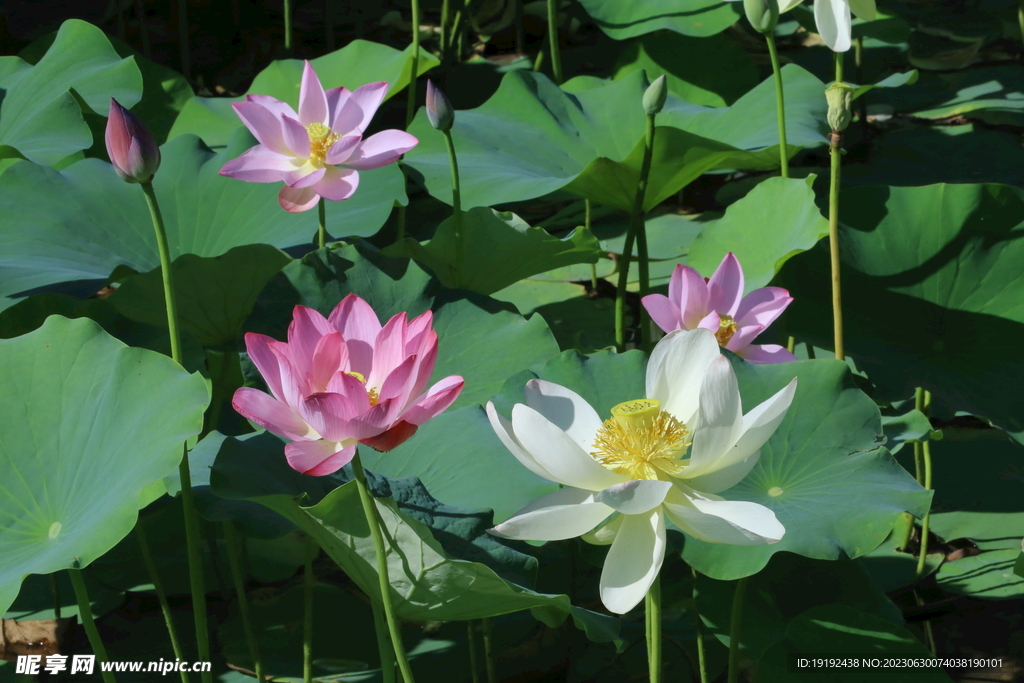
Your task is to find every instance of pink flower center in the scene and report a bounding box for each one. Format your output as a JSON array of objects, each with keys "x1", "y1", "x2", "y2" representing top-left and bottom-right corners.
[
  {"x1": 716, "y1": 315, "x2": 738, "y2": 347},
  {"x1": 306, "y1": 122, "x2": 342, "y2": 168}
]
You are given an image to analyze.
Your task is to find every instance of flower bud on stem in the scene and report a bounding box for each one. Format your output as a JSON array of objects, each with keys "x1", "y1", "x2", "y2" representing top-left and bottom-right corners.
[{"x1": 826, "y1": 52, "x2": 847, "y2": 362}]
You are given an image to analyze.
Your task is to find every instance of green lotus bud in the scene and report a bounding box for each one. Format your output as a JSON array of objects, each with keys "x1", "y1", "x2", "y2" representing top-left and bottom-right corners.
[
  {"x1": 426, "y1": 79, "x2": 454, "y2": 132},
  {"x1": 642, "y1": 75, "x2": 668, "y2": 116},
  {"x1": 825, "y1": 82, "x2": 855, "y2": 132},
  {"x1": 744, "y1": 0, "x2": 779, "y2": 34}
]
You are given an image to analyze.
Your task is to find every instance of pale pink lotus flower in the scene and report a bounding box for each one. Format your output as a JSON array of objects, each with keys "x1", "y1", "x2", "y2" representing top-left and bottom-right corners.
[
  {"x1": 642, "y1": 253, "x2": 796, "y2": 364},
  {"x1": 232, "y1": 294, "x2": 464, "y2": 475},
  {"x1": 219, "y1": 61, "x2": 418, "y2": 213}
]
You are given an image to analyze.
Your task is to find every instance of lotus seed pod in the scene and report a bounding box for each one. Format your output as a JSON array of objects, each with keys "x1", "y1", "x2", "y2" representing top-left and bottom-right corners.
[
  {"x1": 744, "y1": 0, "x2": 779, "y2": 34},
  {"x1": 825, "y1": 82, "x2": 855, "y2": 132},
  {"x1": 425, "y1": 80, "x2": 455, "y2": 132},
  {"x1": 642, "y1": 75, "x2": 668, "y2": 116},
  {"x1": 105, "y1": 98, "x2": 161, "y2": 183}
]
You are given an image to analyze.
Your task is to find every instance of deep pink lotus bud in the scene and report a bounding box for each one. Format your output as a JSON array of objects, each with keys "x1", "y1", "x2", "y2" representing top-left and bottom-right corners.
[
  {"x1": 105, "y1": 99, "x2": 161, "y2": 184},
  {"x1": 232, "y1": 294, "x2": 465, "y2": 476}
]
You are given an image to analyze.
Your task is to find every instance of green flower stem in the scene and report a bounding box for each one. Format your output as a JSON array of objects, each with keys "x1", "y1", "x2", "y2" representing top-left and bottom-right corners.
[
  {"x1": 898, "y1": 511, "x2": 915, "y2": 552},
  {"x1": 136, "y1": 523, "x2": 190, "y2": 683},
  {"x1": 827, "y1": 52, "x2": 845, "y2": 362},
  {"x1": 284, "y1": 0, "x2": 293, "y2": 54},
  {"x1": 69, "y1": 569, "x2": 116, "y2": 683},
  {"x1": 533, "y1": 45, "x2": 546, "y2": 72},
  {"x1": 765, "y1": 33, "x2": 788, "y2": 178},
  {"x1": 405, "y1": 0, "x2": 422, "y2": 130},
  {"x1": 912, "y1": 387, "x2": 925, "y2": 484},
  {"x1": 140, "y1": 181, "x2": 211, "y2": 683},
  {"x1": 49, "y1": 574, "x2": 61, "y2": 619},
  {"x1": 467, "y1": 622, "x2": 481, "y2": 683},
  {"x1": 178, "y1": 0, "x2": 189, "y2": 79},
  {"x1": 136, "y1": 0, "x2": 151, "y2": 58},
  {"x1": 371, "y1": 600, "x2": 396, "y2": 683},
  {"x1": 442, "y1": 129, "x2": 463, "y2": 288},
  {"x1": 726, "y1": 577, "x2": 748, "y2": 683},
  {"x1": 223, "y1": 522, "x2": 264, "y2": 683},
  {"x1": 691, "y1": 567, "x2": 708, "y2": 683},
  {"x1": 440, "y1": 0, "x2": 451, "y2": 61},
  {"x1": 916, "y1": 390, "x2": 934, "y2": 578},
  {"x1": 646, "y1": 575, "x2": 662, "y2": 683},
  {"x1": 614, "y1": 113, "x2": 656, "y2": 352},
  {"x1": 317, "y1": 197, "x2": 327, "y2": 250},
  {"x1": 304, "y1": 535, "x2": 317, "y2": 683},
  {"x1": 351, "y1": 450, "x2": 417, "y2": 683},
  {"x1": 546, "y1": 0, "x2": 562, "y2": 84},
  {"x1": 482, "y1": 617, "x2": 496, "y2": 683}
]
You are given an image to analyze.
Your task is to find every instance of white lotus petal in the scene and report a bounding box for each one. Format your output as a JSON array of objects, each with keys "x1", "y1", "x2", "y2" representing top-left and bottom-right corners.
[
  {"x1": 581, "y1": 514, "x2": 624, "y2": 546},
  {"x1": 595, "y1": 480, "x2": 673, "y2": 515},
  {"x1": 486, "y1": 402, "x2": 557, "y2": 483},
  {"x1": 646, "y1": 328, "x2": 720, "y2": 427},
  {"x1": 524, "y1": 379, "x2": 604, "y2": 453},
  {"x1": 684, "y1": 452, "x2": 761, "y2": 494},
  {"x1": 599, "y1": 510, "x2": 666, "y2": 614},
  {"x1": 815, "y1": 0, "x2": 852, "y2": 52},
  {"x1": 663, "y1": 487, "x2": 784, "y2": 545},
  {"x1": 490, "y1": 487, "x2": 613, "y2": 541},
  {"x1": 682, "y1": 356, "x2": 744, "y2": 479},
  {"x1": 727, "y1": 378, "x2": 797, "y2": 468}
]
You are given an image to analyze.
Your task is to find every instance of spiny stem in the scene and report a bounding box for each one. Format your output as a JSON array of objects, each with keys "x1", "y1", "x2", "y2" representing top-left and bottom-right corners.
[
  {"x1": 440, "y1": 0, "x2": 450, "y2": 62},
  {"x1": 547, "y1": 0, "x2": 562, "y2": 84},
  {"x1": 827, "y1": 51, "x2": 845, "y2": 362},
  {"x1": 303, "y1": 535, "x2": 317, "y2": 683},
  {"x1": 317, "y1": 197, "x2": 327, "y2": 249},
  {"x1": 223, "y1": 522, "x2": 263, "y2": 683},
  {"x1": 405, "y1": 0, "x2": 421, "y2": 129},
  {"x1": 351, "y1": 451, "x2": 417, "y2": 683},
  {"x1": 284, "y1": 0, "x2": 293, "y2": 54},
  {"x1": 467, "y1": 621, "x2": 481, "y2": 683},
  {"x1": 371, "y1": 600, "x2": 396, "y2": 683},
  {"x1": 765, "y1": 33, "x2": 788, "y2": 178},
  {"x1": 49, "y1": 574, "x2": 61, "y2": 620},
  {"x1": 136, "y1": 523, "x2": 190, "y2": 683},
  {"x1": 646, "y1": 575, "x2": 662, "y2": 683},
  {"x1": 726, "y1": 577, "x2": 748, "y2": 683},
  {"x1": 442, "y1": 130, "x2": 463, "y2": 288},
  {"x1": 916, "y1": 390, "x2": 934, "y2": 578},
  {"x1": 614, "y1": 113, "x2": 656, "y2": 351},
  {"x1": 140, "y1": 181, "x2": 211, "y2": 683},
  {"x1": 482, "y1": 617, "x2": 497, "y2": 683},
  {"x1": 691, "y1": 567, "x2": 708, "y2": 683},
  {"x1": 69, "y1": 569, "x2": 116, "y2": 683}
]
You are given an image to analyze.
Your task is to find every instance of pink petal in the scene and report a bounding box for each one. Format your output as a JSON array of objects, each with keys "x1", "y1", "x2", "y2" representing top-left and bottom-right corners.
[
  {"x1": 724, "y1": 323, "x2": 765, "y2": 352},
  {"x1": 697, "y1": 311, "x2": 720, "y2": 332},
  {"x1": 378, "y1": 354, "x2": 419, "y2": 407},
  {"x1": 244, "y1": 333, "x2": 285, "y2": 400},
  {"x1": 285, "y1": 440, "x2": 355, "y2": 476},
  {"x1": 231, "y1": 100, "x2": 290, "y2": 155},
  {"x1": 269, "y1": 341, "x2": 308, "y2": 408},
  {"x1": 279, "y1": 185, "x2": 319, "y2": 212},
  {"x1": 298, "y1": 61, "x2": 329, "y2": 126},
  {"x1": 288, "y1": 305, "x2": 333, "y2": 365},
  {"x1": 312, "y1": 167, "x2": 359, "y2": 201},
  {"x1": 405, "y1": 310, "x2": 434, "y2": 351},
  {"x1": 401, "y1": 375, "x2": 464, "y2": 426},
  {"x1": 368, "y1": 312, "x2": 409, "y2": 388},
  {"x1": 219, "y1": 144, "x2": 296, "y2": 183},
  {"x1": 281, "y1": 115, "x2": 310, "y2": 158},
  {"x1": 324, "y1": 86, "x2": 352, "y2": 129},
  {"x1": 331, "y1": 81, "x2": 389, "y2": 135},
  {"x1": 324, "y1": 371, "x2": 373, "y2": 413},
  {"x1": 232, "y1": 387, "x2": 313, "y2": 441},
  {"x1": 735, "y1": 287, "x2": 793, "y2": 329},
  {"x1": 325, "y1": 135, "x2": 361, "y2": 166},
  {"x1": 672, "y1": 265, "x2": 710, "y2": 329},
  {"x1": 739, "y1": 344, "x2": 798, "y2": 364},
  {"x1": 310, "y1": 332, "x2": 348, "y2": 392},
  {"x1": 706, "y1": 253, "x2": 744, "y2": 316},
  {"x1": 642, "y1": 293, "x2": 682, "y2": 334},
  {"x1": 301, "y1": 392, "x2": 360, "y2": 441},
  {"x1": 408, "y1": 330, "x2": 438, "y2": 399},
  {"x1": 341, "y1": 130, "x2": 419, "y2": 170},
  {"x1": 246, "y1": 94, "x2": 298, "y2": 122},
  {"x1": 328, "y1": 294, "x2": 382, "y2": 376},
  {"x1": 343, "y1": 400, "x2": 398, "y2": 440},
  {"x1": 284, "y1": 166, "x2": 326, "y2": 188},
  {"x1": 360, "y1": 421, "x2": 418, "y2": 452}
]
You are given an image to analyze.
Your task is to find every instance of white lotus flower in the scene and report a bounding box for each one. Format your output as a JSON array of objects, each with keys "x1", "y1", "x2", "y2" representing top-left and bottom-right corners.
[
  {"x1": 726, "y1": 0, "x2": 876, "y2": 52},
  {"x1": 486, "y1": 329, "x2": 797, "y2": 614}
]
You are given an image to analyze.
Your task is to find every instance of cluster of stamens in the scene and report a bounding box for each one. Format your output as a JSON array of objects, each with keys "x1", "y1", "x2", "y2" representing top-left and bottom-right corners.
[
  {"x1": 716, "y1": 314, "x2": 738, "y2": 347},
  {"x1": 590, "y1": 399, "x2": 691, "y2": 480},
  {"x1": 346, "y1": 371, "x2": 380, "y2": 407},
  {"x1": 306, "y1": 122, "x2": 342, "y2": 167}
]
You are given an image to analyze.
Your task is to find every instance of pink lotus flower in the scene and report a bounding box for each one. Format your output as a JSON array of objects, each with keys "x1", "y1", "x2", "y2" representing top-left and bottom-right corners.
[
  {"x1": 642, "y1": 253, "x2": 796, "y2": 364},
  {"x1": 219, "y1": 61, "x2": 419, "y2": 213},
  {"x1": 232, "y1": 294, "x2": 464, "y2": 475},
  {"x1": 105, "y1": 98, "x2": 161, "y2": 184}
]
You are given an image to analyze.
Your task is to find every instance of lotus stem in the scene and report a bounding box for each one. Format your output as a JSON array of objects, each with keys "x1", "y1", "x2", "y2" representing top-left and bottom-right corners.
[
  {"x1": 691, "y1": 567, "x2": 708, "y2": 683},
  {"x1": 284, "y1": 0, "x2": 293, "y2": 54},
  {"x1": 69, "y1": 568, "x2": 116, "y2": 683},
  {"x1": 303, "y1": 534, "x2": 316, "y2": 683},
  {"x1": 178, "y1": 0, "x2": 190, "y2": 80},
  {"x1": 482, "y1": 617, "x2": 497, "y2": 683},
  {"x1": 646, "y1": 575, "x2": 662, "y2": 683},
  {"x1": 828, "y1": 52, "x2": 845, "y2": 362},
  {"x1": 614, "y1": 112, "x2": 656, "y2": 352},
  {"x1": 136, "y1": 523, "x2": 189, "y2": 683},
  {"x1": 223, "y1": 522, "x2": 263, "y2": 683},
  {"x1": 442, "y1": 129, "x2": 463, "y2": 288},
  {"x1": 916, "y1": 390, "x2": 934, "y2": 578},
  {"x1": 371, "y1": 600, "x2": 397, "y2": 683},
  {"x1": 467, "y1": 621, "x2": 481, "y2": 683},
  {"x1": 726, "y1": 577, "x2": 749, "y2": 683},
  {"x1": 765, "y1": 33, "x2": 788, "y2": 178},
  {"x1": 317, "y1": 197, "x2": 326, "y2": 250},
  {"x1": 351, "y1": 450, "x2": 417, "y2": 683},
  {"x1": 405, "y1": 0, "x2": 422, "y2": 130},
  {"x1": 546, "y1": 0, "x2": 562, "y2": 84},
  {"x1": 49, "y1": 574, "x2": 61, "y2": 619},
  {"x1": 135, "y1": 0, "x2": 151, "y2": 58},
  {"x1": 141, "y1": 181, "x2": 211, "y2": 683},
  {"x1": 440, "y1": 0, "x2": 451, "y2": 62}
]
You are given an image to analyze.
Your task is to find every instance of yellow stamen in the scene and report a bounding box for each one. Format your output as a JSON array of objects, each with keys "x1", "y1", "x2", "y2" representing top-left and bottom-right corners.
[
  {"x1": 305, "y1": 122, "x2": 342, "y2": 167},
  {"x1": 345, "y1": 371, "x2": 379, "y2": 407},
  {"x1": 591, "y1": 399, "x2": 691, "y2": 480},
  {"x1": 716, "y1": 314, "x2": 738, "y2": 347}
]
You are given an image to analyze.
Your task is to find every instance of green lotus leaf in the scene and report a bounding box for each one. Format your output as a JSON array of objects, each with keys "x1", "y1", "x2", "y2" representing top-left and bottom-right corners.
[
  {"x1": 0, "y1": 19, "x2": 142, "y2": 165},
  {"x1": 403, "y1": 67, "x2": 827, "y2": 212},
  {"x1": 0, "y1": 130, "x2": 403, "y2": 310},
  {"x1": 390, "y1": 207, "x2": 601, "y2": 295},
  {"x1": 0, "y1": 315, "x2": 209, "y2": 616},
  {"x1": 168, "y1": 41, "x2": 439, "y2": 148},
  {"x1": 929, "y1": 512, "x2": 1024, "y2": 599},
  {"x1": 577, "y1": 0, "x2": 743, "y2": 39}
]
